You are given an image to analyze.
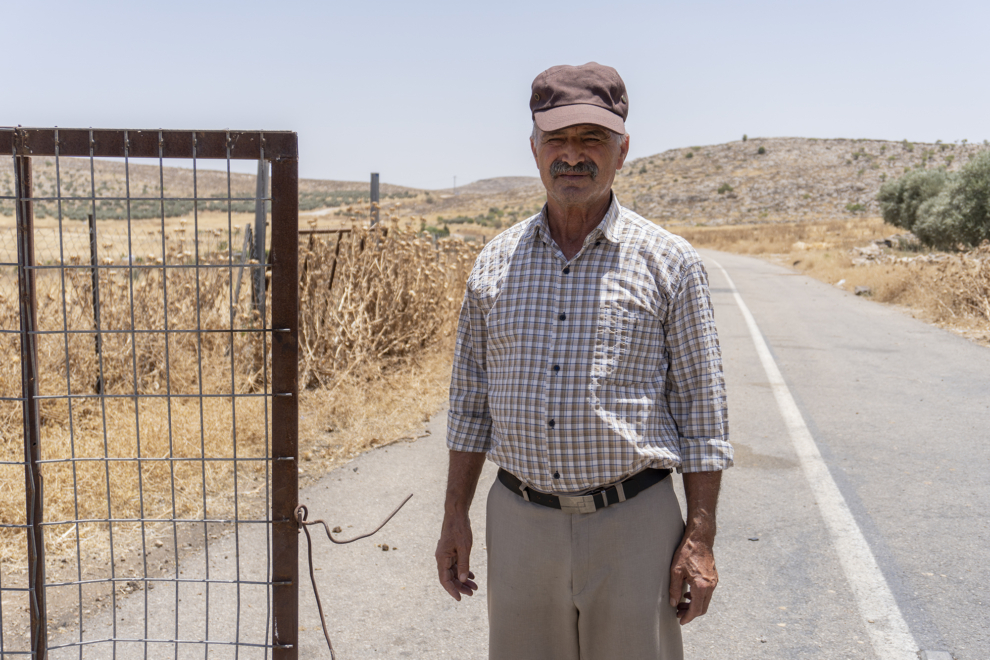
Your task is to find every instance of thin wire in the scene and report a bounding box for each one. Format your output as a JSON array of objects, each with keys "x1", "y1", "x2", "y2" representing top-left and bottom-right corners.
[
  {"x1": 37, "y1": 456, "x2": 272, "y2": 467},
  {"x1": 294, "y1": 496, "x2": 413, "y2": 659},
  {"x1": 35, "y1": 392, "x2": 289, "y2": 402},
  {"x1": 41, "y1": 517, "x2": 271, "y2": 526},
  {"x1": 191, "y1": 134, "x2": 213, "y2": 660},
  {"x1": 24, "y1": 326, "x2": 286, "y2": 336},
  {"x1": 226, "y1": 133, "x2": 243, "y2": 660},
  {"x1": 122, "y1": 132, "x2": 153, "y2": 658},
  {"x1": 52, "y1": 128, "x2": 86, "y2": 660},
  {"x1": 30, "y1": 263, "x2": 273, "y2": 272},
  {"x1": 44, "y1": 576, "x2": 274, "y2": 589},
  {"x1": 46, "y1": 637, "x2": 276, "y2": 650},
  {"x1": 157, "y1": 130, "x2": 182, "y2": 660},
  {"x1": 23, "y1": 195, "x2": 267, "y2": 202},
  {"x1": 89, "y1": 128, "x2": 120, "y2": 660}
]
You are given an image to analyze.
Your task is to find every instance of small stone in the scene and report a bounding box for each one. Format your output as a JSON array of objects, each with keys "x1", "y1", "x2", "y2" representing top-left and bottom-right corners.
[
  {"x1": 155, "y1": 540, "x2": 163, "y2": 548},
  {"x1": 855, "y1": 286, "x2": 872, "y2": 296},
  {"x1": 382, "y1": 544, "x2": 390, "y2": 552},
  {"x1": 748, "y1": 537, "x2": 759, "y2": 541},
  {"x1": 332, "y1": 526, "x2": 342, "y2": 534}
]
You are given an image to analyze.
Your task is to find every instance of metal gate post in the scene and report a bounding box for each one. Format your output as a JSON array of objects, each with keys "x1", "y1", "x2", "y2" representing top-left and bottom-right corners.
[
  {"x1": 270, "y1": 151, "x2": 299, "y2": 660},
  {"x1": 15, "y1": 152, "x2": 47, "y2": 659}
]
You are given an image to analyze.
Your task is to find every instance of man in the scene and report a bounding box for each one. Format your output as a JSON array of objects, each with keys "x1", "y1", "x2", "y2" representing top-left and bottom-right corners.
[{"x1": 435, "y1": 62, "x2": 732, "y2": 660}]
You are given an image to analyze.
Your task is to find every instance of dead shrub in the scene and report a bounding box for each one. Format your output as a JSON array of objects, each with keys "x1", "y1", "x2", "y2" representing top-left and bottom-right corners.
[{"x1": 298, "y1": 226, "x2": 477, "y2": 389}]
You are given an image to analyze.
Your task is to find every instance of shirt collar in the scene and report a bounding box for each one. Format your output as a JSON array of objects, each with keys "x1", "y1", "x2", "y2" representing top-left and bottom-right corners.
[{"x1": 534, "y1": 192, "x2": 625, "y2": 247}]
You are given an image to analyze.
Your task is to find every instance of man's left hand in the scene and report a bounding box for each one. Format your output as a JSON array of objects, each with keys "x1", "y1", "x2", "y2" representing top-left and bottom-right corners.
[
  {"x1": 669, "y1": 469, "x2": 722, "y2": 625},
  {"x1": 668, "y1": 533, "x2": 718, "y2": 625}
]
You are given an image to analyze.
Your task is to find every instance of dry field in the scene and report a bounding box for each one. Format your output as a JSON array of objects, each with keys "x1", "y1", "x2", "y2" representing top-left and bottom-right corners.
[
  {"x1": 0, "y1": 221, "x2": 479, "y2": 579},
  {"x1": 672, "y1": 217, "x2": 990, "y2": 345}
]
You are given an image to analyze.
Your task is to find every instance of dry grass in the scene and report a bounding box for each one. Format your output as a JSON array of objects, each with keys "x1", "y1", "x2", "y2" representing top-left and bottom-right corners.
[
  {"x1": 0, "y1": 230, "x2": 270, "y2": 568},
  {"x1": 671, "y1": 216, "x2": 889, "y2": 255},
  {"x1": 0, "y1": 222, "x2": 479, "y2": 570},
  {"x1": 673, "y1": 217, "x2": 990, "y2": 344},
  {"x1": 298, "y1": 225, "x2": 474, "y2": 388}
]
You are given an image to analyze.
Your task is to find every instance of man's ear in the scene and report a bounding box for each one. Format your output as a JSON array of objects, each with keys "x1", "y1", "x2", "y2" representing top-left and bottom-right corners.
[{"x1": 616, "y1": 135, "x2": 630, "y2": 170}]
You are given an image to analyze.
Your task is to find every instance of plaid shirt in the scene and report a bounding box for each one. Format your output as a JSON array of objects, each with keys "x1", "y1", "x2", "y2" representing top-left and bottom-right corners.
[{"x1": 447, "y1": 195, "x2": 732, "y2": 494}]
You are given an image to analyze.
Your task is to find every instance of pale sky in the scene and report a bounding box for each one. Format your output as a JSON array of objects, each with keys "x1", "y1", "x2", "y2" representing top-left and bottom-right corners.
[{"x1": 4, "y1": 0, "x2": 988, "y2": 190}]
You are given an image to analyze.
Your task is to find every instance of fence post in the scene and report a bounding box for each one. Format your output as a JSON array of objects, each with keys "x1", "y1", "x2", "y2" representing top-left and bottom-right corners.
[
  {"x1": 370, "y1": 172, "x2": 380, "y2": 226},
  {"x1": 87, "y1": 213, "x2": 103, "y2": 394},
  {"x1": 326, "y1": 230, "x2": 344, "y2": 295},
  {"x1": 253, "y1": 159, "x2": 269, "y2": 321},
  {"x1": 270, "y1": 153, "x2": 299, "y2": 660},
  {"x1": 15, "y1": 152, "x2": 48, "y2": 660}
]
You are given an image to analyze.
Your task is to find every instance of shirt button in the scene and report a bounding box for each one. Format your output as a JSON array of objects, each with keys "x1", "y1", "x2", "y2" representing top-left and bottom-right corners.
[
  {"x1": 552, "y1": 364, "x2": 560, "y2": 372},
  {"x1": 548, "y1": 419, "x2": 555, "y2": 428},
  {"x1": 563, "y1": 267, "x2": 570, "y2": 274},
  {"x1": 558, "y1": 313, "x2": 566, "y2": 321},
  {"x1": 553, "y1": 471, "x2": 560, "y2": 479}
]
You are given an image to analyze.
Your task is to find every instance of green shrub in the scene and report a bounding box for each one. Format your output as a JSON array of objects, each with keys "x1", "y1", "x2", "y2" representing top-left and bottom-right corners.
[
  {"x1": 742, "y1": 134, "x2": 748, "y2": 142},
  {"x1": 717, "y1": 183, "x2": 734, "y2": 194},
  {"x1": 876, "y1": 168, "x2": 950, "y2": 231},
  {"x1": 685, "y1": 152, "x2": 693, "y2": 159},
  {"x1": 913, "y1": 150, "x2": 990, "y2": 249},
  {"x1": 845, "y1": 203, "x2": 866, "y2": 213},
  {"x1": 757, "y1": 146, "x2": 766, "y2": 155}
]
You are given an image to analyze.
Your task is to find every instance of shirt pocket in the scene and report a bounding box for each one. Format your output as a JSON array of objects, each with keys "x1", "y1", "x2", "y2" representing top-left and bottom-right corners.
[
  {"x1": 590, "y1": 302, "x2": 641, "y2": 383},
  {"x1": 592, "y1": 292, "x2": 663, "y2": 385}
]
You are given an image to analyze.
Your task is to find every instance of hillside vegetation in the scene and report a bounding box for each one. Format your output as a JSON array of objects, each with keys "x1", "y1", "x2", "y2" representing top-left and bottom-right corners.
[{"x1": 611, "y1": 137, "x2": 987, "y2": 225}]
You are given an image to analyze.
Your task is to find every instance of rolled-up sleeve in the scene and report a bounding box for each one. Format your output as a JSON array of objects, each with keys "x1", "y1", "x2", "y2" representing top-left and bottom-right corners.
[
  {"x1": 664, "y1": 259, "x2": 733, "y2": 472},
  {"x1": 446, "y1": 286, "x2": 493, "y2": 453}
]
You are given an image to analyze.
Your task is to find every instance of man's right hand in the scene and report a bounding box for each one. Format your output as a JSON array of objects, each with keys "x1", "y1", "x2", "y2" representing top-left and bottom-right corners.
[
  {"x1": 436, "y1": 450, "x2": 487, "y2": 601},
  {"x1": 435, "y1": 512, "x2": 478, "y2": 600}
]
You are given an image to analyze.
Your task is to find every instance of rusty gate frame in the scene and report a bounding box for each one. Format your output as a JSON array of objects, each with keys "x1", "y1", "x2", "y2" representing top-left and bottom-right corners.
[{"x1": 0, "y1": 127, "x2": 300, "y2": 659}]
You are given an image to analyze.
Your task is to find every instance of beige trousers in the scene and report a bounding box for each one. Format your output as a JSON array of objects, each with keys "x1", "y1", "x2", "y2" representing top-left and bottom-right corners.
[{"x1": 486, "y1": 474, "x2": 686, "y2": 660}]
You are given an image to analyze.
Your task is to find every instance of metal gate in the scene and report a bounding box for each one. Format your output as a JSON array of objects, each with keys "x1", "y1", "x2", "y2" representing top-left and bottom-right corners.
[{"x1": 0, "y1": 128, "x2": 299, "y2": 658}]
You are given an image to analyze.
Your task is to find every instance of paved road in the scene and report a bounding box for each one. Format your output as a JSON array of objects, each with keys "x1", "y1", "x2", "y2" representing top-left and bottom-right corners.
[
  {"x1": 55, "y1": 249, "x2": 989, "y2": 659},
  {"x1": 689, "y1": 249, "x2": 990, "y2": 660}
]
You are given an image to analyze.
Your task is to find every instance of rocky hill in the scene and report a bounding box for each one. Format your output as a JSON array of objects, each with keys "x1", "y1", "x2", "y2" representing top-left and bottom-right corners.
[{"x1": 611, "y1": 137, "x2": 987, "y2": 225}]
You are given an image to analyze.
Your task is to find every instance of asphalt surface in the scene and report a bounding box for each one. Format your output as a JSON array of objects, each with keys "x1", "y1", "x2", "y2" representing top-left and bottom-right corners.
[{"x1": 51, "y1": 249, "x2": 989, "y2": 659}]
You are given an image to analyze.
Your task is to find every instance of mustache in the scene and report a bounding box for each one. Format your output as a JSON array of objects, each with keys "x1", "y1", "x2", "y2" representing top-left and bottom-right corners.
[{"x1": 549, "y1": 159, "x2": 598, "y2": 179}]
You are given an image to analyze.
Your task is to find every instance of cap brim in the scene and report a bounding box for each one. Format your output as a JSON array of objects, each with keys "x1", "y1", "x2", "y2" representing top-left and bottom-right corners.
[{"x1": 534, "y1": 104, "x2": 625, "y2": 134}]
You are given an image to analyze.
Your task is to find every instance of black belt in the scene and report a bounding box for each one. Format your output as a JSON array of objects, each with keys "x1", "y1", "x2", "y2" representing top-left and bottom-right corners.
[{"x1": 497, "y1": 467, "x2": 671, "y2": 514}]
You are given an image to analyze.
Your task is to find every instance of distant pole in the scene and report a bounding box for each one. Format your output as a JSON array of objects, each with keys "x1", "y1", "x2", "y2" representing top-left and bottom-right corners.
[
  {"x1": 370, "y1": 173, "x2": 380, "y2": 226},
  {"x1": 253, "y1": 159, "x2": 268, "y2": 322}
]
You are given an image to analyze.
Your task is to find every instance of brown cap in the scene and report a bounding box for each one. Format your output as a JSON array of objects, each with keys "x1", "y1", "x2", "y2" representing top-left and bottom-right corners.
[{"x1": 530, "y1": 62, "x2": 628, "y2": 134}]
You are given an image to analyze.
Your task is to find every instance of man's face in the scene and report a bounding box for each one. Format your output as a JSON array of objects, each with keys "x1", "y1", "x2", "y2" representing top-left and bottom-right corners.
[{"x1": 531, "y1": 123, "x2": 629, "y2": 210}]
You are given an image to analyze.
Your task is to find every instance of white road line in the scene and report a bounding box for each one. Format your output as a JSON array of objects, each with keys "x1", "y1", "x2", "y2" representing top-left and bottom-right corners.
[{"x1": 709, "y1": 259, "x2": 918, "y2": 660}]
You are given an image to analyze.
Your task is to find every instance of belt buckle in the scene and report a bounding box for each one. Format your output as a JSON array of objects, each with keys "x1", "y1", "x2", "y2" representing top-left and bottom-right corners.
[{"x1": 558, "y1": 494, "x2": 597, "y2": 515}]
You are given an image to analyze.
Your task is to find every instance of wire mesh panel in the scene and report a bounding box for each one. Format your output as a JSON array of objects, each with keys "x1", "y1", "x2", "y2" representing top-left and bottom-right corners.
[{"x1": 0, "y1": 128, "x2": 299, "y2": 659}]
